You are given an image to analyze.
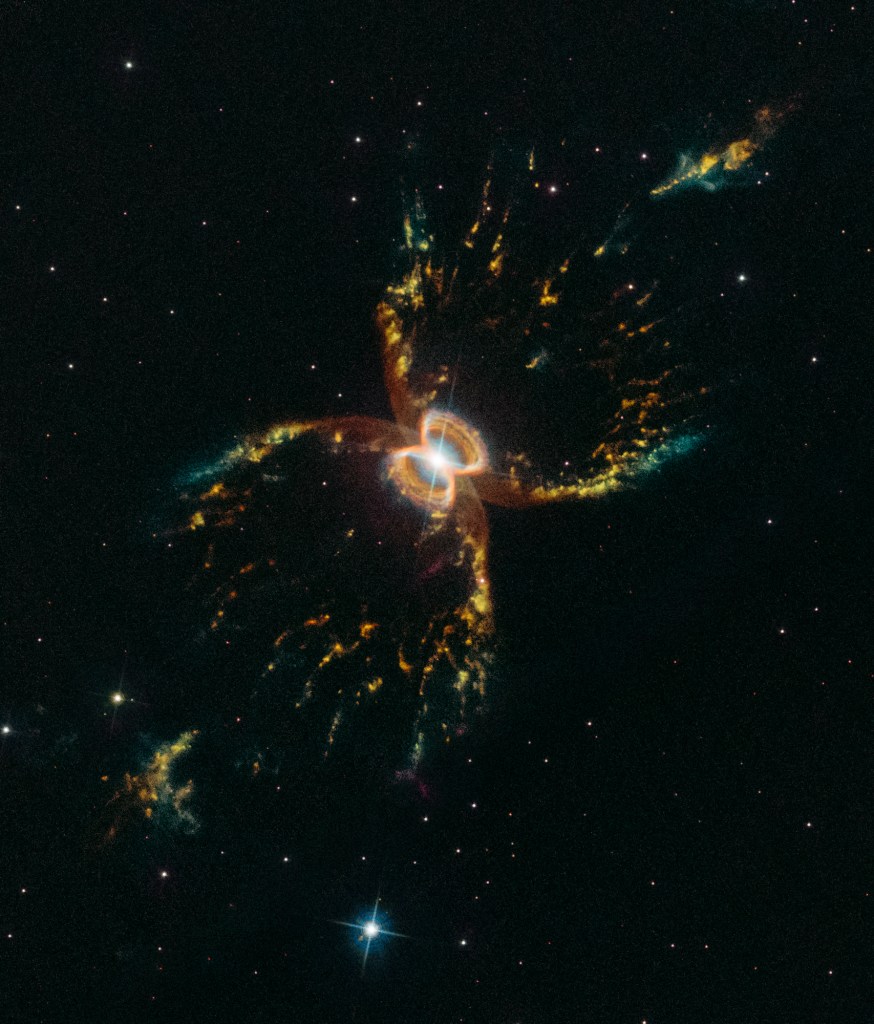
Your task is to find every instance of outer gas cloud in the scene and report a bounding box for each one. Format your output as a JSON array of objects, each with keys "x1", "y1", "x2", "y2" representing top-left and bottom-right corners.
[{"x1": 103, "y1": 132, "x2": 756, "y2": 831}]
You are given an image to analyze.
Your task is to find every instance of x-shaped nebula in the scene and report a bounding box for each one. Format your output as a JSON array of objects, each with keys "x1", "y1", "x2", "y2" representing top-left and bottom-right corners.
[
  {"x1": 100, "y1": 116, "x2": 786, "y2": 838},
  {"x1": 174, "y1": 168, "x2": 702, "y2": 771}
]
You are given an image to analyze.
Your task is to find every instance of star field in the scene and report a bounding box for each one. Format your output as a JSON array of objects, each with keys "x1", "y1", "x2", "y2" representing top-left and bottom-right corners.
[{"x1": 2, "y1": 2, "x2": 872, "y2": 1022}]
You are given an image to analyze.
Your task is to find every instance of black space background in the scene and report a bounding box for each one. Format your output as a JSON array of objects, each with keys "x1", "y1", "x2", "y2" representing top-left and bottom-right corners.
[{"x1": 1, "y1": 2, "x2": 872, "y2": 1022}]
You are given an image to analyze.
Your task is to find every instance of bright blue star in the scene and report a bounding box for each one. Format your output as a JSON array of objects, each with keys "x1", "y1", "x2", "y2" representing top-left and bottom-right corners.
[{"x1": 330, "y1": 897, "x2": 407, "y2": 974}]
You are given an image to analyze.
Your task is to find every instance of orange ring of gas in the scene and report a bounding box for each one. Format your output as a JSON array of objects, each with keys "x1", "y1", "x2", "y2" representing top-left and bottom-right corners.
[{"x1": 388, "y1": 410, "x2": 488, "y2": 510}]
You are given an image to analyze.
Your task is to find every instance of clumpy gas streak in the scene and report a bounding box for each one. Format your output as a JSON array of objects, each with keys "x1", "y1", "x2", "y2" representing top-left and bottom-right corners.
[
  {"x1": 95, "y1": 731, "x2": 198, "y2": 847},
  {"x1": 650, "y1": 105, "x2": 790, "y2": 197}
]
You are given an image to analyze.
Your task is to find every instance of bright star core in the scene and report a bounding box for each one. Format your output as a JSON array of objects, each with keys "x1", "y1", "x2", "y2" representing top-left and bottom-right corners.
[{"x1": 389, "y1": 410, "x2": 487, "y2": 510}]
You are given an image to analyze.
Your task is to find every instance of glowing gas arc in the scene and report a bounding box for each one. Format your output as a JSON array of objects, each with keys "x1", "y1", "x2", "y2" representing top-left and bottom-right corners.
[{"x1": 388, "y1": 409, "x2": 488, "y2": 510}]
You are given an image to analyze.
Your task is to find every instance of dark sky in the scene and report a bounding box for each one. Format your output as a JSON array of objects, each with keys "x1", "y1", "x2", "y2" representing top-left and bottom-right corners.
[{"x1": 2, "y1": 3, "x2": 872, "y2": 1022}]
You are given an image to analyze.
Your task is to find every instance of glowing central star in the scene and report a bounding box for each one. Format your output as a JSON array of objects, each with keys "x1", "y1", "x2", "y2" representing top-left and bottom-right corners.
[
  {"x1": 427, "y1": 449, "x2": 448, "y2": 471},
  {"x1": 389, "y1": 410, "x2": 488, "y2": 510}
]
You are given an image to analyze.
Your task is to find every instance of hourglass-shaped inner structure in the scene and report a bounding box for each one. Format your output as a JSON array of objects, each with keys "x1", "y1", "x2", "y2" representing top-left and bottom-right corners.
[{"x1": 389, "y1": 410, "x2": 488, "y2": 510}]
